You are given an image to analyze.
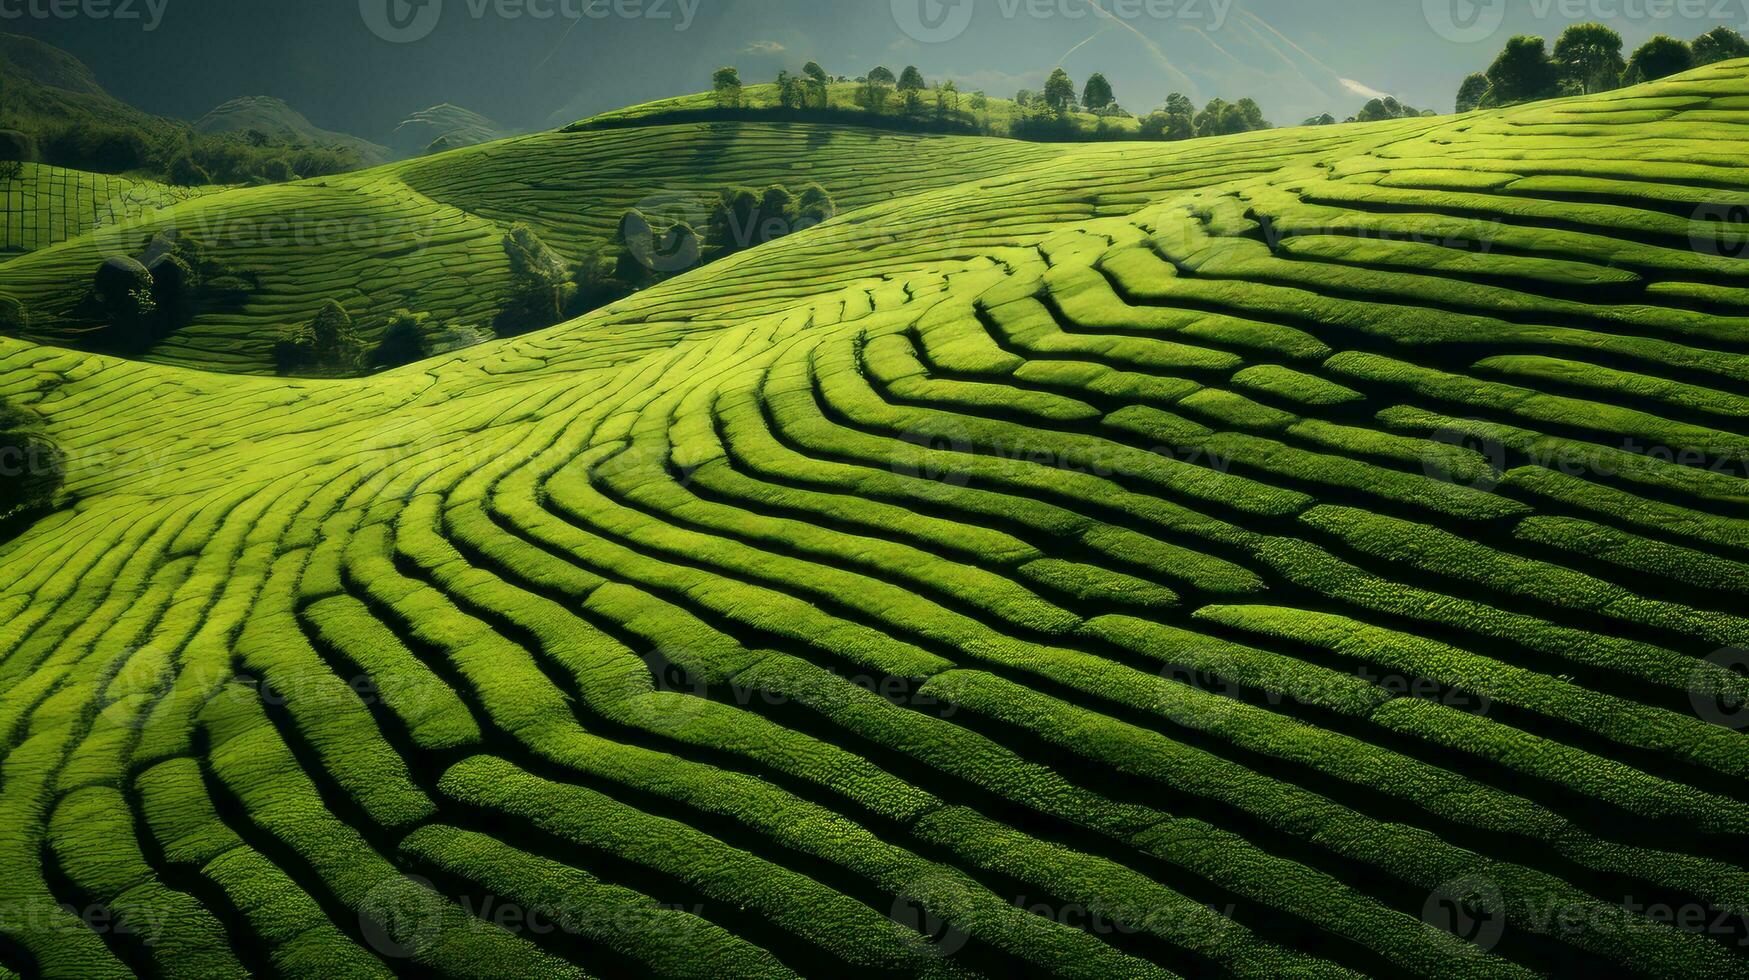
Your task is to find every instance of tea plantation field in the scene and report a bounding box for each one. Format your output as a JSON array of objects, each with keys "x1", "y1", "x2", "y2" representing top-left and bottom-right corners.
[
  {"x1": 0, "y1": 165, "x2": 219, "y2": 259},
  {"x1": 0, "y1": 113, "x2": 1387, "y2": 375},
  {"x1": 2, "y1": 61, "x2": 1749, "y2": 978}
]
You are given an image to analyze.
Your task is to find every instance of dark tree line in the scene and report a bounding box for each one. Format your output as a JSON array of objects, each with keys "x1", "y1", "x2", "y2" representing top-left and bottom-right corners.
[
  {"x1": 1138, "y1": 92, "x2": 1270, "y2": 141},
  {"x1": 573, "y1": 182, "x2": 837, "y2": 314},
  {"x1": 1456, "y1": 23, "x2": 1749, "y2": 111},
  {"x1": 82, "y1": 230, "x2": 255, "y2": 355},
  {"x1": 0, "y1": 123, "x2": 358, "y2": 188},
  {"x1": 1303, "y1": 96, "x2": 1431, "y2": 127}
]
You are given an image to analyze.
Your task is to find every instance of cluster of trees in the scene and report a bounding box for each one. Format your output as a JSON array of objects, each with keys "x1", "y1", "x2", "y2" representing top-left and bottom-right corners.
[
  {"x1": 711, "y1": 63, "x2": 977, "y2": 126},
  {"x1": 776, "y1": 63, "x2": 835, "y2": 109},
  {"x1": 330, "y1": 180, "x2": 846, "y2": 375},
  {"x1": 1457, "y1": 23, "x2": 1749, "y2": 111},
  {"x1": 1138, "y1": 93, "x2": 1271, "y2": 141},
  {"x1": 0, "y1": 121, "x2": 358, "y2": 187},
  {"x1": 573, "y1": 183, "x2": 838, "y2": 321},
  {"x1": 0, "y1": 395, "x2": 62, "y2": 531},
  {"x1": 1016, "y1": 68, "x2": 1125, "y2": 115},
  {"x1": 274, "y1": 300, "x2": 365, "y2": 374},
  {"x1": 701, "y1": 61, "x2": 1278, "y2": 143},
  {"x1": 1010, "y1": 69, "x2": 1135, "y2": 137},
  {"x1": 1303, "y1": 96, "x2": 1432, "y2": 127},
  {"x1": 855, "y1": 65, "x2": 957, "y2": 116},
  {"x1": 82, "y1": 230, "x2": 254, "y2": 353},
  {"x1": 275, "y1": 301, "x2": 494, "y2": 376}
]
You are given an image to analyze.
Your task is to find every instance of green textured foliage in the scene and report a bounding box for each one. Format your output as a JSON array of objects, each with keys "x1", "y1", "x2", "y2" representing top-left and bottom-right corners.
[{"x1": 1, "y1": 60, "x2": 1748, "y2": 980}]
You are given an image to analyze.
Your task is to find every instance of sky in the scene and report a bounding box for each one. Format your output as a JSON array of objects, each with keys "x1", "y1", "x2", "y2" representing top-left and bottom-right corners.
[{"x1": 13, "y1": 0, "x2": 1749, "y2": 140}]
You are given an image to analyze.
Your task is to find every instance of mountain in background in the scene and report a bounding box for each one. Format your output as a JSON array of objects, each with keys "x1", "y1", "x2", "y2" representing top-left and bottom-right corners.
[
  {"x1": 195, "y1": 96, "x2": 394, "y2": 168},
  {"x1": 389, "y1": 104, "x2": 512, "y2": 157},
  {"x1": 0, "y1": 34, "x2": 517, "y2": 184},
  {"x1": 0, "y1": 33, "x2": 180, "y2": 137}
]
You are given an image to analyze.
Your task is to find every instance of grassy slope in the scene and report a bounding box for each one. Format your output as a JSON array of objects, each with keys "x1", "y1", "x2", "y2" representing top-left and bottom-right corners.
[
  {"x1": 578, "y1": 80, "x2": 1145, "y2": 136},
  {"x1": 0, "y1": 122, "x2": 1080, "y2": 373},
  {"x1": 3, "y1": 62, "x2": 1749, "y2": 977},
  {"x1": 0, "y1": 111, "x2": 1373, "y2": 377}
]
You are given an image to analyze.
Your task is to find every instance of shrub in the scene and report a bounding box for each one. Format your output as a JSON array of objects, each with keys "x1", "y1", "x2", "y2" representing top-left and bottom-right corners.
[
  {"x1": 91, "y1": 257, "x2": 157, "y2": 339},
  {"x1": 146, "y1": 252, "x2": 195, "y2": 327},
  {"x1": 499, "y1": 223, "x2": 575, "y2": 333},
  {"x1": 260, "y1": 158, "x2": 295, "y2": 183},
  {"x1": 0, "y1": 398, "x2": 64, "y2": 524},
  {"x1": 1455, "y1": 72, "x2": 1490, "y2": 112},
  {"x1": 796, "y1": 183, "x2": 836, "y2": 227},
  {"x1": 371, "y1": 309, "x2": 431, "y2": 370},
  {"x1": 276, "y1": 300, "x2": 363, "y2": 375}
]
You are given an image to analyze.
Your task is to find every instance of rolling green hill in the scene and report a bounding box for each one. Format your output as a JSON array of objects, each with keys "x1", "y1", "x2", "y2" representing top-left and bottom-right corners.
[
  {"x1": 575, "y1": 80, "x2": 1144, "y2": 138},
  {"x1": 3, "y1": 59, "x2": 1749, "y2": 978},
  {"x1": 0, "y1": 113, "x2": 1393, "y2": 375}
]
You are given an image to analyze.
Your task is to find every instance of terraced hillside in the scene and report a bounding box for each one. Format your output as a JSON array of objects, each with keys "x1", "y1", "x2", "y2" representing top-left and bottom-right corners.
[
  {"x1": 0, "y1": 123, "x2": 1070, "y2": 373},
  {"x1": 0, "y1": 107, "x2": 1363, "y2": 376},
  {"x1": 3, "y1": 60, "x2": 1749, "y2": 978},
  {"x1": 0, "y1": 165, "x2": 219, "y2": 259}
]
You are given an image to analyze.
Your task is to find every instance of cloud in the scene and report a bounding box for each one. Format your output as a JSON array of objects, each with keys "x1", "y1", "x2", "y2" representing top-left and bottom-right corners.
[
  {"x1": 1340, "y1": 77, "x2": 1389, "y2": 100},
  {"x1": 744, "y1": 40, "x2": 787, "y2": 55}
]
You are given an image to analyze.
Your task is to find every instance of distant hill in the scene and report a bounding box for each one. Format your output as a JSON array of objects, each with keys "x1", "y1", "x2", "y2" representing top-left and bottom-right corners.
[
  {"x1": 196, "y1": 96, "x2": 393, "y2": 167},
  {"x1": 0, "y1": 32, "x2": 105, "y2": 95},
  {"x1": 390, "y1": 104, "x2": 510, "y2": 157},
  {"x1": 0, "y1": 34, "x2": 370, "y2": 186},
  {"x1": 0, "y1": 33, "x2": 181, "y2": 140}
]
